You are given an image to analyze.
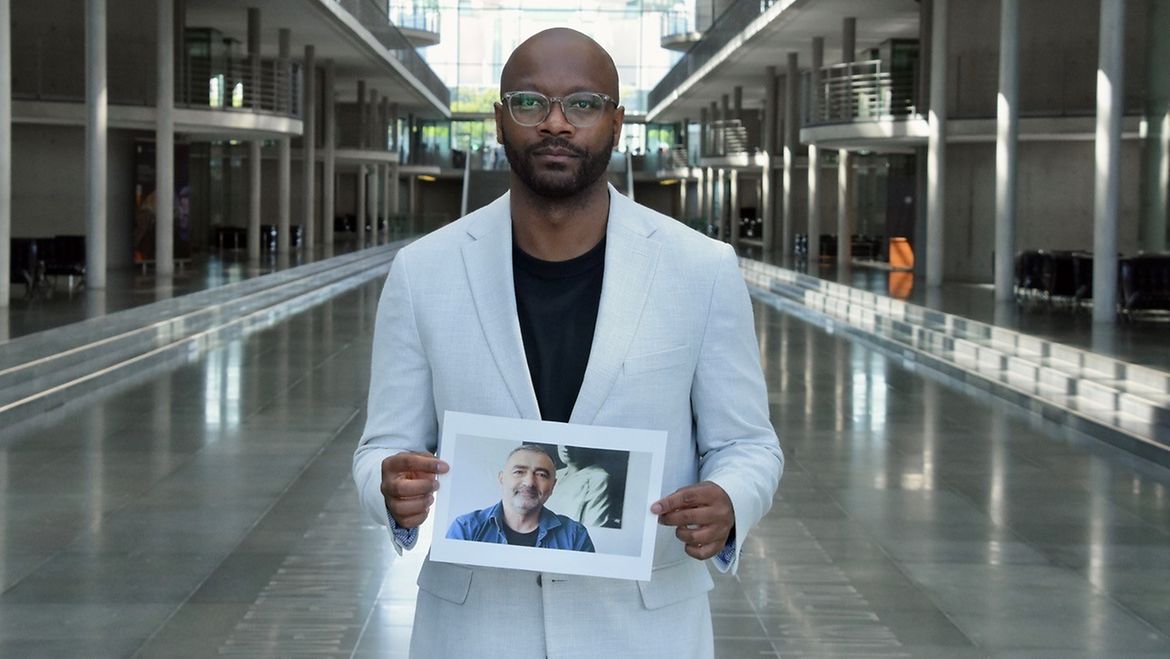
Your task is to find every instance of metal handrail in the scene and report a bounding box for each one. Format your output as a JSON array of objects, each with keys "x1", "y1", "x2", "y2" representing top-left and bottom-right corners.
[
  {"x1": 660, "y1": 9, "x2": 697, "y2": 40},
  {"x1": 649, "y1": 0, "x2": 780, "y2": 110},
  {"x1": 330, "y1": 0, "x2": 451, "y2": 107},
  {"x1": 389, "y1": 4, "x2": 441, "y2": 34},
  {"x1": 813, "y1": 59, "x2": 916, "y2": 124},
  {"x1": 182, "y1": 56, "x2": 303, "y2": 117}
]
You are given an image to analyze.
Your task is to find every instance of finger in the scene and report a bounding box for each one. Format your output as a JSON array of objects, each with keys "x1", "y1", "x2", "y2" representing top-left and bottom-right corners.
[
  {"x1": 650, "y1": 484, "x2": 709, "y2": 515},
  {"x1": 684, "y1": 542, "x2": 720, "y2": 560},
  {"x1": 385, "y1": 453, "x2": 449, "y2": 475},
  {"x1": 391, "y1": 495, "x2": 435, "y2": 518},
  {"x1": 657, "y1": 506, "x2": 712, "y2": 528},
  {"x1": 384, "y1": 476, "x2": 440, "y2": 499},
  {"x1": 396, "y1": 511, "x2": 430, "y2": 529},
  {"x1": 675, "y1": 524, "x2": 727, "y2": 547}
]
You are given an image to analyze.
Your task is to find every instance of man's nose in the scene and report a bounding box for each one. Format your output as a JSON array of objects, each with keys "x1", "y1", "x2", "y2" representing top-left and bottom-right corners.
[{"x1": 539, "y1": 101, "x2": 574, "y2": 135}]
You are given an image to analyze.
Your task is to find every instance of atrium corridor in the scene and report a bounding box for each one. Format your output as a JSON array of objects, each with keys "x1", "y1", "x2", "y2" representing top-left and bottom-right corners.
[{"x1": 1, "y1": 275, "x2": 1168, "y2": 658}]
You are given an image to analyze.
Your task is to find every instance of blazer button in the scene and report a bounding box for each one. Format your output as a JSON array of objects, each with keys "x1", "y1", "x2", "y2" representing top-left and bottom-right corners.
[{"x1": 536, "y1": 574, "x2": 543, "y2": 587}]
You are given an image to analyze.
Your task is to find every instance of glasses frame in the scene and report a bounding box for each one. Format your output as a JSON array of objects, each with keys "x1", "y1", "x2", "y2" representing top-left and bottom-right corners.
[{"x1": 499, "y1": 91, "x2": 619, "y2": 128}]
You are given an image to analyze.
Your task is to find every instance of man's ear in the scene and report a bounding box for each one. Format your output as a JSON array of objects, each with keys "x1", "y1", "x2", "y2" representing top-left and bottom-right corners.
[
  {"x1": 612, "y1": 105, "x2": 625, "y2": 148},
  {"x1": 494, "y1": 102, "x2": 506, "y2": 144}
]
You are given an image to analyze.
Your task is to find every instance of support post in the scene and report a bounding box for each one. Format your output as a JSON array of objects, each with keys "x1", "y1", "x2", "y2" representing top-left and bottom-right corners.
[
  {"x1": 926, "y1": 0, "x2": 948, "y2": 287},
  {"x1": 85, "y1": 0, "x2": 107, "y2": 289},
  {"x1": 994, "y1": 0, "x2": 1019, "y2": 302},
  {"x1": 302, "y1": 45, "x2": 316, "y2": 250},
  {"x1": 277, "y1": 28, "x2": 291, "y2": 253},
  {"x1": 809, "y1": 37, "x2": 824, "y2": 262},
  {"x1": 155, "y1": 0, "x2": 174, "y2": 275},
  {"x1": 1093, "y1": 0, "x2": 1125, "y2": 322},
  {"x1": 1, "y1": 0, "x2": 12, "y2": 306},
  {"x1": 782, "y1": 52, "x2": 799, "y2": 258},
  {"x1": 322, "y1": 59, "x2": 335, "y2": 246}
]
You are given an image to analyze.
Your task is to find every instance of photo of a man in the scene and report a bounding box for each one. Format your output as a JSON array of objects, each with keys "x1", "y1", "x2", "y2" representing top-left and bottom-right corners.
[{"x1": 446, "y1": 444, "x2": 595, "y2": 551}]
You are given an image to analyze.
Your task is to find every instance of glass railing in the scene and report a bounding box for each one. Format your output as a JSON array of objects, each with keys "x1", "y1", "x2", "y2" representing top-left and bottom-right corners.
[
  {"x1": 660, "y1": 9, "x2": 697, "y2": 41},
  {"x1": 330, "y1": 0, "x2": 451, "y2": 107},
  {"x1": 389, "y1": 4, "x2": 441, "y2": 34},
  {"x1": 182, "y1": 56, "x2": 302, "y2": 117},
  {"x1": 813, "y1": 59, "x2": 916, "y2": 124},
  {"x1": 648, "y1": 0, "x2": 780, "y2": 110}
]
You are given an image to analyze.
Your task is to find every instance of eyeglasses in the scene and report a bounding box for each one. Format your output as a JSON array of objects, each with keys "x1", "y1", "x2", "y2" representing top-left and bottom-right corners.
[{"x1": 500, "y1": 91, "x2": 618, "y2": 128}]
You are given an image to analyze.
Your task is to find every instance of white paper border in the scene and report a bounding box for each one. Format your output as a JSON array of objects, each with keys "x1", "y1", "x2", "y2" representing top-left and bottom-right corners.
[{"x1": 430, "y1": 411, "x2": 667, "y2": 581}]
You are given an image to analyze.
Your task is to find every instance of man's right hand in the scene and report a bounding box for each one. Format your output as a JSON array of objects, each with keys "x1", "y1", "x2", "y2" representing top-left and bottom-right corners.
[{"x1": 381, "y1": 452, "x2": 450, "y2": 529}]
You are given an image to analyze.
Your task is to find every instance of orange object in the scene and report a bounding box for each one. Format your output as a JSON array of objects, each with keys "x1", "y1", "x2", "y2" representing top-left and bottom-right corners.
[
  {"x1": 888, "y1": 271, "x2": 913, "y2": 299},
  {"x1": 889, "y1": 236, "x2": 914, "y2": 271}
]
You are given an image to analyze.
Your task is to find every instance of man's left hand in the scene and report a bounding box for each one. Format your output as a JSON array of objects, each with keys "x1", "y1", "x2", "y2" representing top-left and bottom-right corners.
[{"x1": 651, "y1": 481, "x2": 734, "y2": 560}]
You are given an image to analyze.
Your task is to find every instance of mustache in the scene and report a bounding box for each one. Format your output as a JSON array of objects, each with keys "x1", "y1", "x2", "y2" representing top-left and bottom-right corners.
[
  {"x1": 527, "y1": 138, "x2": 587, "y2": 157},
  {"x1": 513, "y1": 485, "x2": 540, "y2": 497}
]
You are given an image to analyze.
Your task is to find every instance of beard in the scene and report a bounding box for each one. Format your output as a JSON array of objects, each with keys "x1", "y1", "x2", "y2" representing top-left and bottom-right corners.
[{"x1": 503, "y1": 131, "x2": 614, "y2": 199}]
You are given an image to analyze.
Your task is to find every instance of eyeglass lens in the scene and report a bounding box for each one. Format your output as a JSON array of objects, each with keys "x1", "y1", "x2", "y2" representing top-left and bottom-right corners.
[{"x1": 507, "y1": 92, "x2": 608, "y2": 128}]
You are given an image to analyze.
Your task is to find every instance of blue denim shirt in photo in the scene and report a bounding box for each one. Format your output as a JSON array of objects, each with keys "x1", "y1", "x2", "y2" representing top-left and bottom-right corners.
[{"x1": 446, "y1": 501, "x2": 595, "y2": 552}]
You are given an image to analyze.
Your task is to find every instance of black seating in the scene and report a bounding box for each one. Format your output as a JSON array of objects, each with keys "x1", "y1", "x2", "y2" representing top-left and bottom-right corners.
[{"x1": 1120, "y1": 254, "x2": 1170, "y2": 313}]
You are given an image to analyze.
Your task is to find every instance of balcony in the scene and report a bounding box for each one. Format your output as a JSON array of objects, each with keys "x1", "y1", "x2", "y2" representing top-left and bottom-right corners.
[
  {"x1": 812, "y1": 59, "x2": 916, "y2": 125},
  {"x1": 390, "y1": 4, "x2": 441, "y2": 47},
  {"x1": 329, "y1": 0, "x2": 451, "y2": 108},
  {"x1": 660, "y1": 10, "x2": 702, "y2": 51},
  {"x1": 182, "y1": 56, "x2": 302, "y2": 118}
]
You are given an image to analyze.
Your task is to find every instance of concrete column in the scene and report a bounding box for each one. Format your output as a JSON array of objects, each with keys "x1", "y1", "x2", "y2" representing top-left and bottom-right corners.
[
  {"x1": 0, "y1": 0, "x2": 11, "y2": 306},
  {"x1": 370, "y1": 163, "x2": 381, "y2": 244},
  {"x1": 842, "y1": 17, "x2": 856, "y2": 65},
  {"x1": 729, "y1": 169, "x2": 740, "y2": 247},
  {"x1": 381, "y1": 163, "x2": 390, "y2": 242},
  {"x1": 322, "y1": 59, "x2": 335, "y2": 246},
  {"x1": 732, "y1": 86, "x2": 742, "y2": 122},
  {"x1": 380, "y1": 97, "x2": 389, "y2": 151},
  {"x1": 356, "y1": 166, "x2": 367, "y2": 245},
  {"x1": 710, "y1": 101, "x2": 718, "y2": 156},
  {"x1": 837, "y1": 151, "x2": 854, "y2": 268},
  {"x1": 699, "y1": 106, "x2": 708, "y2": 157},
  {"x1": 248, "y1": 8, "x2": 260, "y2": 108},
  {"x1": 357, "y1": 81, "x2": 367, "y2": 149},
  {"x1": 247, "y1": 9, "x2": 262, "y2": 261},
  {"x1": 368, "y1": 89, "x2": 378, "y2": 154},
  {"x1": 926, "y1": 0, "x2": 948, "y2": 287},
  {"x1": 761, "y1": 67, "x2": 778, "y2": 252},
  {"x1": 156, "y1": 0, "x2": 175, "y2": 275},
  {"x1": 994, "y1": 0, "x2": 1019, "y2": 302},
  {"x1": 390, "y1": 102, "x2": 399, "y2": 154},
  {"x1": 408, "y1": 175, "x2": 418, "y2": 232},
  {"x1": 85, "y1": 0, "x2": 107, "y2": 289},
  {"x1": 277, "y1": 29, "x2": 291, "y2": 253},
  {"x1": 1141, "y1": 0, "x2": 1170, "y2": 252},
  {"x1": 249, "y1": 140, "x2": 261, "y2": 260},
  {"x1": 677, "y1": 177, "x2": 687, "y2": 220},
  {"x1": 704, "y1": 167, "x2": 714, "y2": 232},
  {"x1": 302, "y1": 45, "x2": 316, "y2": 250},
  {"x1": 809, "y1": 37, "x2": 824, "y2": 261},
  {"x1": 1093, "y1": 0, "x2": 1125, "y2": 323},
  {"x1": 388, "y1": 163, "x2": 400, "y2": 224},
  {"x1": 782, "y1": 52, "x2": 799, "y2": 258},
  {"x1": 695, "y1": 168, "x2": 705, "y2": 225}
]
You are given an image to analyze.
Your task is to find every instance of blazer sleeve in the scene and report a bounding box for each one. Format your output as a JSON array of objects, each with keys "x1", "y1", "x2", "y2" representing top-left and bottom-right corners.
[
  {"x1": 691, "y1": 243, "x2": 784, "y2": 574},
  {"x1": 352, "y1": 251, "x2": 439, "y2": 549}
]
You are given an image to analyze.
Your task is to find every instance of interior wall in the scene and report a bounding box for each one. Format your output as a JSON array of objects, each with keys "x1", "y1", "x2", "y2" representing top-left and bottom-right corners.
[
  {"x1": 943, "y1": 140, "x2": 1143, "y2": 282},
  {"x1": 12, "y1": 125, "x2": 140, "y2": 269}
]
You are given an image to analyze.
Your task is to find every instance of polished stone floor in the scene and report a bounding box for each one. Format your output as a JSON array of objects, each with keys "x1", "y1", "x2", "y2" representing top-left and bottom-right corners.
[{"x1": 1, "y1": 275, "x2": 1169, "y2": 657}]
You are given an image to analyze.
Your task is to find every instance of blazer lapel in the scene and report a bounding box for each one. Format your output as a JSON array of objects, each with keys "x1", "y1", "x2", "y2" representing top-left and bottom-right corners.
[
  {"x1": 461, "y1": 195, "x2": 542, "y2": 420},
  {"x1": 569, "y1": 188, "x2": 662, "y2": 425}
]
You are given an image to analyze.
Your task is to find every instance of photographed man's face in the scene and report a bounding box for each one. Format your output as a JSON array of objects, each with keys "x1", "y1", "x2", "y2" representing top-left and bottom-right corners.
[
  {"x1": 499, "y1": 449, "x2": 556, "y2": 515},
  {"x1": 494, "y1": 34, "x2": 624, "y2": 199}
]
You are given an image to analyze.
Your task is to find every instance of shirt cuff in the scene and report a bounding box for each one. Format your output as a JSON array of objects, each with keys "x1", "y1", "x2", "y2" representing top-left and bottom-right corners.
[
  {"x1": 713, "y1": 538, "x2": 736, "y2": 571},
  {"x1": 387, "y1": 510, "x2": 419, "y2": 553}
]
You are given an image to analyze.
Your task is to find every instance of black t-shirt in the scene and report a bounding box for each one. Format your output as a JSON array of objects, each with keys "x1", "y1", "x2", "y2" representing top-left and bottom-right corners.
[
  {"x1": 502, "y1": 524, "x2": 540, "y2": 547},
  {"x1": 512, "y1": 237, "x2": 606, "y2": 423}
]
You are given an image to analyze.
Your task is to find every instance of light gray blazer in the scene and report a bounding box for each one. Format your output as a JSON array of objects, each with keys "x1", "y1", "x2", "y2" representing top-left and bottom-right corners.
[{"x1": 353, "y1": 185, "x2": 783, "y2": 658}]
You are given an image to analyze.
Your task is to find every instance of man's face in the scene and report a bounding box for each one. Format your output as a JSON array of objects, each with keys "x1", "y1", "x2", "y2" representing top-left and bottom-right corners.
[
  {"x1": 494, "y1": 49, "x2": 624, "y2": 199},
  {"x1": 498, "y1": 449, "x2": 556, "y2": 515}
]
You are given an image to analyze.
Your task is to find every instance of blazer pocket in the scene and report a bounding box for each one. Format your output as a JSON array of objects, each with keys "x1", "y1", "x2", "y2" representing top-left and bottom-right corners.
[
  {"x1": 636, "y1": 559, "x2": 715, "y2": 610},
  {"x1": 623, "y1": 346, "x2": 690, "y2": 376},
  {"x1": 417, "y1": 559, "x2": 473, "y2": 605}
]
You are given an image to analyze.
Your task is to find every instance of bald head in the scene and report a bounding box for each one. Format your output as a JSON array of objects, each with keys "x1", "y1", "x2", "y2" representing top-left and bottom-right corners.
[{"x1": 501, "y1": 28, "x2": 620, "y2": 103}]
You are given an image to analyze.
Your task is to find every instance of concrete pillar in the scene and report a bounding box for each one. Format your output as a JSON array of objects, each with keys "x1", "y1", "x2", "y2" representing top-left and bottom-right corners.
[
  {"x1": 249, "y1": 140, "x2": 261, "y2": 260},
  {"x1": 85, "y1": 0, "x2": 107, "y2": 289},
  {"x1": 155, "y1": 0, "x2": 175, "y2": 276},
  {"x1": 277, "y1": 28, "x2": 291, "y2": 253},
  {"x1": 926, "y1": 0, "x2": 948, "y2": 287},
  {"x1": 709, "y1": 101, "x2": 718, "y2": 156},
  {"x1": 388, "y1": 163, "x2": 400, "y2": 224},
  {"x1": 782, "y1": 52, "x2": 799, "y2": 258},
  {"x1": 809, "y1": 37, "x2": 824, "y2": 261},
  {"x1": 302, "y1": 45, "x2": 316, "y2": 250},
  {"x1": 729, "y1": 169, "x2": 740, "y2": 247},
  {"x1": 704, "y1": 166, "x2": 714, "y2": 232},
  {"x1": 732, "y1": 86, "x2": 742, "y2": 122},
  {"x1": 0, "y1": 0, "x2": 11, "y2": 306},
  {"x1": 762, "y1": 67, "x2": 778, "y2": 252},
  {"x1": 408, "y1": 175, "x2": 418, "y2": 232},
  {"x1": 842, "y1": 17, "x2": 856, "y2": 65},
  {"x1": 356, "y1": 166, "x2": 367, "y2": 245},
  {"x1": 368, "y1": 89, "x2": 378, "y2": 154},
  {"x1": 390, "y1": 102, "x2": 399, "y2": 154},
  {"x1": 357, "y1": 81, "x2": 367, "y2": 149},
  {"x1": 380, "y1": 97, "x2": 389, "y2": 151},
  {"x1": 695, "y1": 168, "x2": 705, "y2": 225},
  {"x1": 1141, "y1": 0, "x2": 1170, "y2": 252},
  {"x1": 994, "y1": 0, "x2": 1019, "y2": 302},
  {"x1": 322, "y1": 59, "x2": 335, "y2": 246},
  {"x1": 699, "y1": 106, "x2": 708, "y2": 157},
  {"x1": 381, "y1": 163, "x2": 390, "y2": 242},
  {"x1": 677, "y1": 177, "x2": 687, "y2": 220},
  {"x1": 247, "y1": 9, "x2": 262, "y2": 260},
  {"x1": 837, "y1": 151, "x2": 853, "y2": 268},
  {"x1": 1093, "y1": 0, "x2": 1125, "y2": 323},
  {"x1": 370, "y1": 162, "x2": 381, "y2": 244}
]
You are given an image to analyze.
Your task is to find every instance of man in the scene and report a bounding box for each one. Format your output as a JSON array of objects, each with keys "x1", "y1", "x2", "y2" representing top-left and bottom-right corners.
[
  {"x1": 353, "y1": 27, "x2": 782, "y2": 658},
  {"x1": 447, "y1": 444, "x2": 594, "y2": 551}
]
